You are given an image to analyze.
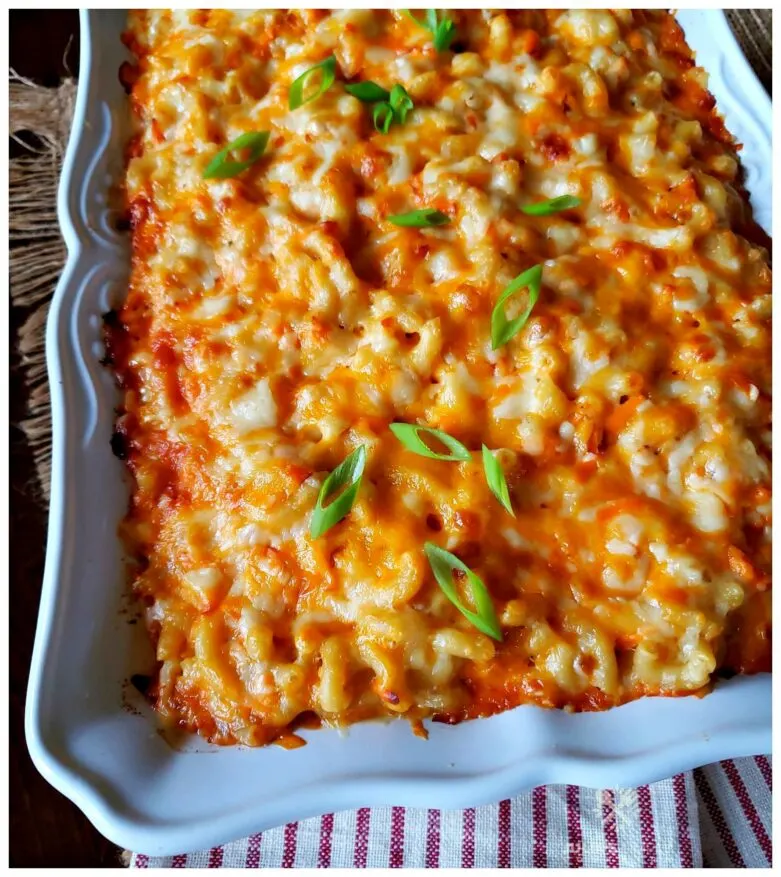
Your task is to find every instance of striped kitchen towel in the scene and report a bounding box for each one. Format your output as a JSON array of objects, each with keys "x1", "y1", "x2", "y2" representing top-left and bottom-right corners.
[{"x1": 131, "y1": 756, "x2": 771, "y2": 868}]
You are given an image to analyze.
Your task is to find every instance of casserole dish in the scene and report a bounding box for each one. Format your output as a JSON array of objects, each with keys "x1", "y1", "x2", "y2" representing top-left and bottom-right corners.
[{"x1": 26, "y1": 8, "x2": 771, "y2": 856}]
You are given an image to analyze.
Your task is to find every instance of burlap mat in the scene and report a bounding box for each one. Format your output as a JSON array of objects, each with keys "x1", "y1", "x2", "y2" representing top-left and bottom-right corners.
[
  {"x1": 10, "y1": 73, "x2": 77, "y2": 500},
  {"x1": 8, "y1": 10, "x2": 773, "y2": 500}
]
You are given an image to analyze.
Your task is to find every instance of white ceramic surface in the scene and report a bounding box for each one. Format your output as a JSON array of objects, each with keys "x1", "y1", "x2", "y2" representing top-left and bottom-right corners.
[{"x1": 26, "y1": 9, "x2": 771, "y2": 856}]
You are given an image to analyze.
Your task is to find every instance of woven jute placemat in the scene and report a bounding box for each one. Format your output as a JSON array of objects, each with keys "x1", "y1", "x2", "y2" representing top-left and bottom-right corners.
[
  {"x1": 10, "y1": 73, "x2": 77, "y2": 500},
  {"x1": 8, "y1": 10, "x2": 773, "y2": 500}
]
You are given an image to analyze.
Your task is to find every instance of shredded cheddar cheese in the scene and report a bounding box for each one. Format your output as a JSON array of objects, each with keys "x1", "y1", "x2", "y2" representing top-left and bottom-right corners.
[{"x1": 111, "y1": 9, "x2": 771, "y2": 745}]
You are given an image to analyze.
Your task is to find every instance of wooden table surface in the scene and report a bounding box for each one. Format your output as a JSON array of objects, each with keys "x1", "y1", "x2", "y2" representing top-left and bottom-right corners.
[{"x1": 10, "y1": 10, "x2": 123, "y2": 868}]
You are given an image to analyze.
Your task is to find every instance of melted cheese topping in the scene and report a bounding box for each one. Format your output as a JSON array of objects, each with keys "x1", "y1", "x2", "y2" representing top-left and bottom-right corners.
[{"x1": 114, "y1": 9, "x2": 771, "y2": 745}]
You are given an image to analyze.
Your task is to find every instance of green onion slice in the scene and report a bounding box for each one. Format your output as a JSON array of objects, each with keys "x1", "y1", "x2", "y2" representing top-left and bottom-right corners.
[
  {"x1": 402, "y1": 9, "x2": 457, "y2": 52},
  {"x1": 202, "y1": 131, "x2": 270, "y2": 180},
  {"x1": 387, "y1": 208, "x2": 449, "y2": 228},
  {"x1": 432, "y1": 17, "x2": 456, "y2": 52},
  {"x1": 521, "y1": 194, "x2": 582, "y2": 216},
  {"x1": 373, "y1": 101, "x2": 394, "y2": 134},
  {"x1": 289, "y1": 56, "x2": 337, "y2": 110},
  {"x1": 389, "y1": 83, "x2": 414, "y2": 124},
  {"x1": 401, "y1": 9, "x2": 434, "y2": 28},
  {"x1": 481, "y1": 445, "x2": 515, "y2": 516},
  {"x1": 490, "y1": 263, "x2": 543, "y2": 350},
  {"x1": 389, "y1": 423, "x2": 471, "y2": 461},
  {"x1": 424, "y1": 543, "x2": 503, "y2": 641},
  {"x1": 310, "y1": 445, "x2": 367, "y2": 539},
  {"x1": 345, "y1": 80, "x2": 391, "y2": 102}
]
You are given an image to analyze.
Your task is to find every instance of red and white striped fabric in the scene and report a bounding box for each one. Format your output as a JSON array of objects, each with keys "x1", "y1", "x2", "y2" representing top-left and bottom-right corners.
[{"x1": 131, "y1": 756, "x2": 771, "y2": 868}]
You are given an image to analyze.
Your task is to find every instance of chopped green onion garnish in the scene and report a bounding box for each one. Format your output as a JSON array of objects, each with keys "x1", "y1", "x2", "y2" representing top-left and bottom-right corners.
[
  {"x1": 432, "y1": 17, "x2": 456, "y2": 52},
  {"x1": 424, "y1": 543, "x2": 503, "y2": 641},
  {"x1": 349, "y1": 82, "x2": 413, "y2": 131},
  {"x1": 373, "y1": 101, "x2": 394, "y2": 134},
  {"x1": 310, "y1": 445, "x2": 367, "y2": 539},
  {"x1": 521, "y1": 195, "x2": 582, "y2": 216},
  {"x1": 490, "y1": 263, "x2": 543, "y2": 350},
  {"x1": 402, "y1": 9, "x2": 457, "y2": 53},
  {"x1": 389, "y1": 83, "x2": 414, "y2": 124},
  {"x1": 481, "y1": 445, "x2": 515, "y2": 516},
  {"x1": 345, "y1": 80, "x2": 391, "y2": 102},
  {"x1": 389, "y1": 423, "x2": 471, "y2": 461},
  {"x1": 202, "y1": 131, "x2": 270, "y2": 180},
  {"x1": 401, "y1": 9, "x2": 433, "y2": 28},
  {"x1": 289, "y1": 56, "x2": 337, "y2": 110},
  {"x1": 387, "y1": 208, "x2": 450, "y2": 228}
]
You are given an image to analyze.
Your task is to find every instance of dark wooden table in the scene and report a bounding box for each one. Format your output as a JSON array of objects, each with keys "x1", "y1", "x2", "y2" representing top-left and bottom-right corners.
[{"x1": 10, "y1": 10, "x2": 123, "y2": 868}]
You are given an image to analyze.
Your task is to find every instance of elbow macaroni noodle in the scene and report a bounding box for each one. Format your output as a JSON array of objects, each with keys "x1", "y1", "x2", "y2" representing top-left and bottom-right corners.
[{"x1": 110, "y1": 9, "x2": 771, "y2": 745}]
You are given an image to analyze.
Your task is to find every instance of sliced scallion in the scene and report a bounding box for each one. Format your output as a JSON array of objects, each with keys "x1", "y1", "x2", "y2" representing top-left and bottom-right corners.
[
  {"x1": 402, "y1": 9, "x2": 457, "y2": 53},
  {"x1": 202, "y1": 131, "x2": 270, "y2": 180},
  {"x1": 424, "y1": 542, "x2": 503, "y2": 641},
  {"x1": 521, "y1": 195, "x2": 582, "y2": 216},
  {"x1": 389, "y1": 83, "x2": 414, "y2": 124},
  {"x1": 490, "y1": 264, "x2": 543, "y2": 350},
  {"x1": 373, "y1": 101, "x2": 394, "y2": 134},
  {"x1": 289, "y1": 56, "x2": 337, "y2": 110},
  {"x1": 310, "y1": 445, "x2": 367, "y2": 539},
  {"x1": 387, "y1": 208, "x2": 450, "y2": 228},
  {"x1": 481, "y1": 445, "x2": 514, "y2": 516},
  {"x1": 389, "y1": 423, "x2": 471, "y2": 461}
]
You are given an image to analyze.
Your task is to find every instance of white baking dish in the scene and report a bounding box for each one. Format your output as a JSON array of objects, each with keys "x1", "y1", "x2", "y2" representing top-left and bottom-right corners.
[{"x1": 26, "y1": 9, "x2": 771, "y2": 856}]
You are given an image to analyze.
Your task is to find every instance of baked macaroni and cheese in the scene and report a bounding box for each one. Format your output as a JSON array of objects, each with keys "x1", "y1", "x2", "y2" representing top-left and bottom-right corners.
[{"x1": 110, "y1": 9, "x2": 772, "y2": 746}]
